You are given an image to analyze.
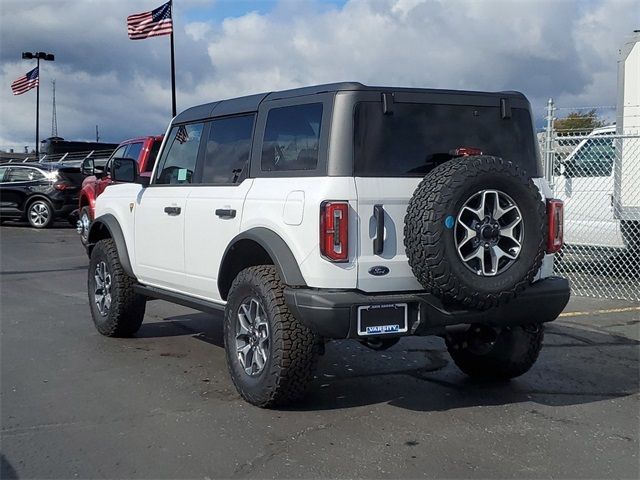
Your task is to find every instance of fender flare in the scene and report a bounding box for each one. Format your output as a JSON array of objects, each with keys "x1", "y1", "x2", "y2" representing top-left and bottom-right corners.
[
  {"x1": 87, "y1": 214, "x2": 135, "y2": 278},
  {"x1": 219, "y1": 227, "x2": 307, "y2": 293}
]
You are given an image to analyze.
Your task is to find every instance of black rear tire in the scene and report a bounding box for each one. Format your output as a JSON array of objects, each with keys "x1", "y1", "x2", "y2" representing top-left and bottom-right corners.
[
  {"x1": 224, "y1": 265, "x2": 319, "y2": 407},
  {"x1": 404, "y1": 156, "x2": 546, "y2": 309},
  {"x1": 446, "y1": 325, "x2": 544, "y2": 380},
  {"x1": 88, "y1": 239, "x2": 146, "y2": 337}
]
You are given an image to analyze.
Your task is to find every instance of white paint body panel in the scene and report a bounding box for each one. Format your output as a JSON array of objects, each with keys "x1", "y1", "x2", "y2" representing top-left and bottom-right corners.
[
  {"x1": 183, "y1": 179, "x2": 254, "y2": 301},
  {"x1": 96, "y1": 174, "x2": 555, "y2": 299}
]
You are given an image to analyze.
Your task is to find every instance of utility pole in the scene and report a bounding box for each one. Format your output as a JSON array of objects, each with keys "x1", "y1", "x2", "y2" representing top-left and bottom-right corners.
[{"x1": 51, "y1": 79, "x2": 58, "y2": 137}]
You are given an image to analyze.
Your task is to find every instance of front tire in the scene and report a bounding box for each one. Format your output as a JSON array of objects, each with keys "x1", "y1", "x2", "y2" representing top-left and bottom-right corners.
[
  {"x1": 224, "y1": 266, "x2": 319, "y2": 407},
  {"x1": 26, "y1": 199, "x2": 54, "y2": 229},
  {"x1": 88, "y1": 239, "x2": 146, "y2": 337},
  {"x1": 446, "y1": 325, "x2": 544, "y2": 380}
]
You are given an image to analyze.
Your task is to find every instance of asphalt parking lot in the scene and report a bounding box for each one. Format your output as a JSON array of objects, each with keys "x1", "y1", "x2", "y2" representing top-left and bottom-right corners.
[{"x1": 1, "y1": 224, "x2": 638, "y2": 479}]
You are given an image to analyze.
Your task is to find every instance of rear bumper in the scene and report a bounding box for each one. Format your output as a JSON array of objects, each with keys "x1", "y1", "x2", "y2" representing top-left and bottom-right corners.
[{"x1": 284, "y1": 277, "x2": 570, "y2": 339}]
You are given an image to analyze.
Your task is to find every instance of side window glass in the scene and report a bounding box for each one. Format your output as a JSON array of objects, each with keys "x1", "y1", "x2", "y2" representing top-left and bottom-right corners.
[
  {"x1": 7, "y1": 168, "x2": 41, "y2": 182},
  {"x1": 126, "y1": 142, "x2": 144, "y2": 162},
  {"x1": 155, "y1": 123, "x2": 204, "y2": 185},
  {"x1": 0, "y1": 166, "x2": 9, "y2": 182},
  {"x1": 569, "y1": 138, "x2": 614, "y2": 177},
  {"x1": 261, "y1": 103, "x2": 322, "y2": 172},
  {"x1": 202, "y1": 115, "x2": 254, "y2": 184}
]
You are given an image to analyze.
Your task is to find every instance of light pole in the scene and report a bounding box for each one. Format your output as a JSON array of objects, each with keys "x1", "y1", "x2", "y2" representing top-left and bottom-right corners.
[{"x1": 21, "y1": 51, "x2": 54, "y2": 158}]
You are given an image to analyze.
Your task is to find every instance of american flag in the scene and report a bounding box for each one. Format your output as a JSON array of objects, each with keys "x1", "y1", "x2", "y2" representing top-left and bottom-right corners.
[
  {"x1": 175, "y1": 125, "x2": 189, "y2": 144},
  {"x1": 127, "y1": 1, "x2": 173, "y2": 40},
  {"x1": 11, "y1": 67, "x2": 39, "y2": 95}
]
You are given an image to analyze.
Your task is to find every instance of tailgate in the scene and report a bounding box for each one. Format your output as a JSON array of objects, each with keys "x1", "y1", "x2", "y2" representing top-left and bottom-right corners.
[{"x1": 355, "y1": 177, "x2": 424, "y2": 293}]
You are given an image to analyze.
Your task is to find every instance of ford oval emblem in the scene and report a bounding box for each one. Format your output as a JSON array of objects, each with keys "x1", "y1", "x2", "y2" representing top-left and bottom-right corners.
[{"x1": 368, "y1": 266, "x2": 390, "y2": 276}]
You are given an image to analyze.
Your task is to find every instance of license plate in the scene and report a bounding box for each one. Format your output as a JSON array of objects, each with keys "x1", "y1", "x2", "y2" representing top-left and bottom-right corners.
[{"x1": 357, "y1": 303, "x2": 408, "y2": 336}]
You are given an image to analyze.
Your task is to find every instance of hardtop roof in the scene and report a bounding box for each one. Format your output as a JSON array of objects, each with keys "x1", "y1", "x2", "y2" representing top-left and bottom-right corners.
[{"x1": 173, "y1": 82, "x2": 528, "y2": 124}]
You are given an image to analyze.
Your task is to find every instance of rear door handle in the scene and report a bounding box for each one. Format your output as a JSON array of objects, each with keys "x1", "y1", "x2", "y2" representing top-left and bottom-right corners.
[
  {"x1": 373, "y1": 204, "x2": 384, "y2": 255},
  {"x1": 215, "y1": 208, "x2": 236, "y2": 219},
  {"x1": 164, "y1": 206, "x2": 181, "y2": 216}
]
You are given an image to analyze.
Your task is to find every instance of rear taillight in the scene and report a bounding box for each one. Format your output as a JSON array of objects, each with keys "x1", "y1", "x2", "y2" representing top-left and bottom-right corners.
[
  {"x1": 546, "y1": 199, "x2": 564, "y2": 253},
  {"x1": 320, "y1": 201, "x2": 349, "y2": 262},
  {"x1": 450, "y1": 146, "x2": 484, "y2": 157},
  {"x1": 53, "y1": 181, "x2": 71, "y2": 191}
]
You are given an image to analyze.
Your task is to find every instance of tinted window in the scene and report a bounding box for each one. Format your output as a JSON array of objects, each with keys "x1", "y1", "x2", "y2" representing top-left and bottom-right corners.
[
  {"x1": 354, "y1": 103, "x2": 539, "y2": 177},
  {"x1": 126, "y1": 142, "x2": 144, "y2": 162},
  {"x1": 145, "y1": 140, "x2": 162, "y2": 173},
  {"x1": 155, "y1": 123, "x2": 204, "y2": 185},
  {"x1": 0, "y1": 166, "x2": 9, "y2": 182},
  {"x1": 261, "y1": 103, "x2": 322, "y2": 172},
  {"x1": 567, "y1": 137, "x2": 615, "y2": 177},
  {"x1": 202, "y1": 115, "x2": 254, "y2": 184},
  {"x1": 7, "y1": 167, "x2": 44, "y2": 182}
]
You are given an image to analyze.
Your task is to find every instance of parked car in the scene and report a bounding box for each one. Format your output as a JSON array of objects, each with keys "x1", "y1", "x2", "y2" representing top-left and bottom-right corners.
[
  {"x1": 76, "y1": 135, "x2": 163, "y2": 245},
  {"x1": 0, "y1": 162, "x2": 84, "y2": 228},
  {"x1": 85, "y1": 83, "x2": 569, "y2": 407}
]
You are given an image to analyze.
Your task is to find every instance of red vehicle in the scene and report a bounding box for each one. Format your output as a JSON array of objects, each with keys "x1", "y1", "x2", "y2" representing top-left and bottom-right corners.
[{"x1": 76, "y1": 135, "x2": 163, "y2": 245}]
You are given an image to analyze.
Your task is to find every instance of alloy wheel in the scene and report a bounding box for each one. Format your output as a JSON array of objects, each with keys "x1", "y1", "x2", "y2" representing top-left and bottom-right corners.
[
  {"x1": 235, "y1": 297, "x2": 270, "y2": 376},
  {"x1": 29, "y1": 202, "x2": 50, "y2": 227},
  {"x1": 455, "y1": 189, "x2": 524, "y2": 276},
  {"x1": 94, "y1": 261, "x2": 112, "y2": 316}
]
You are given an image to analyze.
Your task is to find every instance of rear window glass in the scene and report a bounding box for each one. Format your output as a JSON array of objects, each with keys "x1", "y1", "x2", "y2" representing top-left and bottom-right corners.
[
  {"x1": 261, "y1": 103, "x2": 322, "y2": 172},
  {"x1": 353, "y1": 102, "x2": 539, "y2": 177}
]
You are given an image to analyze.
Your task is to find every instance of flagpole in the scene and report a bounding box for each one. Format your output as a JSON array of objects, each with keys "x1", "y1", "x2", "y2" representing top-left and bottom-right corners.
[
  {"x1": 36, "y1": 56, "x2": 40, "y2": 158},
  {"x1": 170, "y1": 0, "x2": 176, "y2": 117}
]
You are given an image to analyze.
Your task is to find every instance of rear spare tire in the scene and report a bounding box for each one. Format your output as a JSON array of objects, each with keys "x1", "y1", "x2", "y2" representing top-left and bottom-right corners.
[{"x1": 404, "y1": 156, "x2": 546, "y2": 309}]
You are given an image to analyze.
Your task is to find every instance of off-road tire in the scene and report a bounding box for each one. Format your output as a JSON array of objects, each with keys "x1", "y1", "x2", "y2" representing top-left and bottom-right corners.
[
  {"x1": 446, "y1": 325, "x2": 544, "y2": 380},
  {"x1": 26, "y1": 198, "x2": 54, "y2": 229},
  {"x1": 88, "y1": 239, "x2": 146, "y2": 337},
  {"x1": 224, "y1": 265, "x2": 319, "y2": 407},
  {"x1": 404, "y1": 155, "x2": 546, "y2": 309}
]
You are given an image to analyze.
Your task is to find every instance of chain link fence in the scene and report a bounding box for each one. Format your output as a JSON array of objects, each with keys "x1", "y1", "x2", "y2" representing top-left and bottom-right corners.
[{"x1": 540, "y1": 101, "x2": 640, "y2": 302}]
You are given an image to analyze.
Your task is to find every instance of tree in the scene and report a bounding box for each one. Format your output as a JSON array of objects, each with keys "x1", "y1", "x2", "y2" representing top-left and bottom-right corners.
[{"x1": 554, "y1": 109, "x2": 606, "y2": 132}]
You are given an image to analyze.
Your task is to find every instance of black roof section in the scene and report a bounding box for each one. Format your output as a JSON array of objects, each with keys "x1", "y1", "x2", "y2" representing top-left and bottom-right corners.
[{"x1": 172, "y1": 82, "x2": 528, "y2": 124}]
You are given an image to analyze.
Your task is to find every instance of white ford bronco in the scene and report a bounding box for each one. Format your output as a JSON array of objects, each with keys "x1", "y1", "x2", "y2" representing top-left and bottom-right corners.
[{"x1": 87, "y1": 83, "x2": 570, "y2": 407}]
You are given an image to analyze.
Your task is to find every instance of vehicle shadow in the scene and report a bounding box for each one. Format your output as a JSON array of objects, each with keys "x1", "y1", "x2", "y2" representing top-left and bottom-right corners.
[
  {"x1": 1, "y1": 219, "x2": 75, "y2": 229},
  {"x1": 136, "y1": 312, "x2": 640, "y2": 413}
]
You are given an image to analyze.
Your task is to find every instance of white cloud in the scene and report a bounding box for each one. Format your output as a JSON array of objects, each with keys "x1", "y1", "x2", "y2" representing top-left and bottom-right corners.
[{"x1": 0, "y1": 0, "x2": 636, "y2": 152}]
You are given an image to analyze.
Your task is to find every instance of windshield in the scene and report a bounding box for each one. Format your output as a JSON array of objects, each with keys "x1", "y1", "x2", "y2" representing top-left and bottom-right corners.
[{"x1": 353, "y1": 102, "x2": 540, "y2": 177}]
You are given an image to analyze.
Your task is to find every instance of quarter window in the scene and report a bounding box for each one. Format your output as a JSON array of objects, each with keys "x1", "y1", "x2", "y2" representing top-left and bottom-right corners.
[
  {"x1": 0, "y1": 166, "x2": 9, "y2": 182},
  {"x1": 155, "y1": 123, "x2": 204, "y2": 185},
  {"x1": 261, "y1": 103, "x2": 322, "y2": 172},
  {"x1": 201, "y1": 115, "x2": 254, "y2": 184}
]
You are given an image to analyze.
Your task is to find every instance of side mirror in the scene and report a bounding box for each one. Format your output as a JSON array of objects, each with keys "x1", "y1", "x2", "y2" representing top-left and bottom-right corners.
[
  {"x1": 111, "y1": 157, "x2": 137, "y2": 183},
  {"x1": 81, "y1": 158, "x2": 95, "y2": 176}
]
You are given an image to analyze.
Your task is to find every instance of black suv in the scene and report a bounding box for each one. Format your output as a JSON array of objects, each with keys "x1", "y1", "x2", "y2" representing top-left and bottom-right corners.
[{"x1": 0, "y1": 163, "x2": 84, "y2": 228}]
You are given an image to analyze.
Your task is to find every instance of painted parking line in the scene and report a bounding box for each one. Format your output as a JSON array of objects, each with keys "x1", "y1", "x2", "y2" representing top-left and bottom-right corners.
[{"x1": 559, "y1": 306, "x2": 640, "y2": 318}]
